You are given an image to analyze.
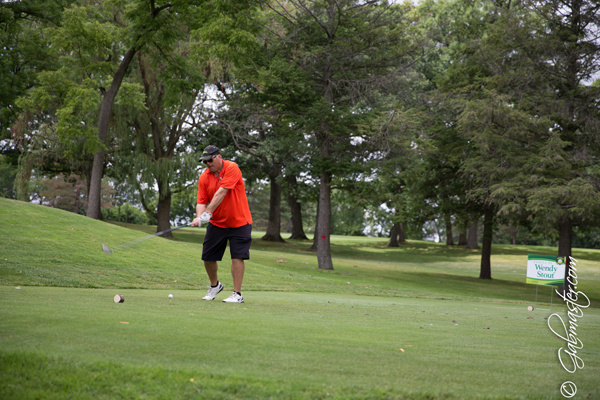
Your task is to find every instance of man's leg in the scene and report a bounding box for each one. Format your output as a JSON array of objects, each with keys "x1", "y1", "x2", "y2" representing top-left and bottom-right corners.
[
  {"x1": 202, "y1": 223, "x2": 228, "y2": 294},
  {"x1": 231, "y1": 258, "x2": 245, "y2": 293},
  {"x1": 223, "y1": 224, "x2": 250, "y2": 302},
  {"x1": 202, "y1": 260, "x2": 223, "y2": 300},
  {"x1": 204, "y1": 261, "x2": 219, "y2": 286}
]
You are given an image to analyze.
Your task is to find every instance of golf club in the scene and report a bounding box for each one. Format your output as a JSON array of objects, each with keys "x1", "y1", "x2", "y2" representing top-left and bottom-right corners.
[{"x1": 102, "y1": 223, "x2": 191, "y2": 254}]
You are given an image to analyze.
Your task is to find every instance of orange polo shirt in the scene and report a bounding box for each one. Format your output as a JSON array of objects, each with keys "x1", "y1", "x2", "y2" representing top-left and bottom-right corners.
[{"x1": 197, "y1": 160, "x2": 253, "y2": 228}]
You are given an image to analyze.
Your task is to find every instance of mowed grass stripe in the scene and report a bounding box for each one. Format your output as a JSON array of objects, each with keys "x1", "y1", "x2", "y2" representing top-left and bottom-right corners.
[
  {"x1": 1, "y1": 286, "x2": 599, "y2": 399},
  {"x1": 1, "y1": 198, "x2": 600, "y2": 399},
  {"x1": 0, "y1": 351, "x2": 333, "y2": 400}
]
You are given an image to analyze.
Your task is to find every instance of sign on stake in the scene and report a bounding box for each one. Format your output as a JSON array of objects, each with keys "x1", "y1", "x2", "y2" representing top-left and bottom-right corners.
[{"x1": 526, "y1": 255, "x2": 566, "y2": 310}]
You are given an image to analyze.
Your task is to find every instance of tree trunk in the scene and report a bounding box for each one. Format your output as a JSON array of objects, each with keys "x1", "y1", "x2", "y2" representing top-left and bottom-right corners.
[
  {"x1": 445, "y1": 213, "x2": 454, "y2": 246},
  {"x1": 433, "y1": 219, "x2": 442, "y2": 243},
  {"x1": 466, "y1": 219, "x2": 480, "y2": 249},
  {"x1": 457, "y1": 217, "x2": 468, "y2": 245},
  {"x1": 287, "y1": 175, "x2": 308, "y2": 240},
  {"x1": 458, "y1": 231, "x2": 467, "y2": 245},
  {"x1": 479, "y1": 205, "x2": 493, "y2": 279},
  {"x1": 156, "y1": 193, "x2": 173, "y2": 239},
  {"x1": 316, "y1": 169, "x2": 333, "y2": 270},
  {"x1": 83, "y1": 163, "x2": 92, "y2": 208},
  {"x1": 72, "y1": 175, "x2": 81, "y2": 214},
  {"x1": 262, "y1": 170, "x2": 285, "y2": 242},
  {"x1": 310, "y1": 193, "x2": 320, "y2": 252},
  {"x1": 558, "y1": 215, "x2": 574, "y2": 295},
  {"x1": 558, "y1": 216, "x2": 572, "y2": 260},
  {"x1": 87, "y1": 47, "x2": 138, "y2": 219},
  {"x1": 16, "y1": 154, "x2": 34, "y2": 201},
  {"x1": 510, "y1": 228, "x2": 517, "y2": 245},
  {"x1": 388, "y1": 222, "x2": 405, "y2": 247}
]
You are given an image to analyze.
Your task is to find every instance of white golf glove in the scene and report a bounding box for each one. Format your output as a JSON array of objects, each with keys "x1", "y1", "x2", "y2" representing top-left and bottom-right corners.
[{"x1": 199, "y1": 211, "x2": 212, "y2": 224}]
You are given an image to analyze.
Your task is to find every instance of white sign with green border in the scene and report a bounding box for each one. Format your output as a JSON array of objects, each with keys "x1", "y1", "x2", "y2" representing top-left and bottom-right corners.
[{"x1": 526, "y1": 254, "x2": 566, "y2": 286}]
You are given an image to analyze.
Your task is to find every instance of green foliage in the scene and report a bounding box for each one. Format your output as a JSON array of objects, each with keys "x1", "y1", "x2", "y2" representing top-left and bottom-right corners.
[
  {"x1": 0, "y1": 154, "x2": 18, "y2": 199},
  {"x1": 13, "y1": 1, "x2": 135, "y2": 157},
  {"x1": 0, "y1": 0, "x2": 65, "y2": 139},
  {"x1": 4, "y1": 0, "x2": 600, "y2": 258},
  {"x1": 34, "y1": 174, "x2": 115, "y2": 214},
  {"x1": 330, "y1": 190, "x2": 366, "y2": 237},
  {"x1": 245, "y1": 181, "x2": 292, "y2": 232},
  {"x1": 572, "y1": 227, "x2": 600, "y2": 250},
  {"x1": 493, "y1": 225, "x2": 556, "y2": 247},
  {"x1": 8, "y1": 0, "x2": 210, "y2": 218},
  {"x1": 101, "y1": 202, "x2": 150, "y2": 225},
  {"x1": 169, "y1": 187, "x2": 198, "y2": 225},
  {"x1": 8, "y1": 0, "x2": 141, "y2": 204},
  {"x1": 433, "y1": 0, "x2": 600, "y2": 257},
  {"x1": 246, "y1": 184, "x2": 369, "y2": 236},
  {"x1": 38, "y1": 173, "x2": 88, "y2": 214}
]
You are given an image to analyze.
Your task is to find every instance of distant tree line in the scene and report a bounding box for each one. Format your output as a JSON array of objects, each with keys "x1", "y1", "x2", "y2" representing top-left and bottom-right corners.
[{"x1": 1, "y1": 0, "x2": 599, "y2": 279}]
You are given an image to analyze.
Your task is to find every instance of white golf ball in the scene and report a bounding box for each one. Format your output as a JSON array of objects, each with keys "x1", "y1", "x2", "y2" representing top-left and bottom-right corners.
[{"x1": 168, "y1": 294, "x2": 173, "y2": 299}]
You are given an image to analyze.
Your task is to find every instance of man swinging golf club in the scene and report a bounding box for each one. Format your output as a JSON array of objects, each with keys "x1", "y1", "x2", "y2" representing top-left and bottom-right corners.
[{"x1": 191, "y1": 145, "x2": 253, "y2": 303}]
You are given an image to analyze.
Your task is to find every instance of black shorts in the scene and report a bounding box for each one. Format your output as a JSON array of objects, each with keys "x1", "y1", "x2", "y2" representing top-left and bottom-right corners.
[{"x1": 202, "y1": 223, "x2": 252, "y2": 261}]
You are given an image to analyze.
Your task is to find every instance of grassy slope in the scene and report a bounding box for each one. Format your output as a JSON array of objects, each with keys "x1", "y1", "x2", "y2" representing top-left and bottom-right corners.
[
  {"x1": 1, "y1": 198, "x2": 599, "y2": 399},
  {"x1": 3, "y1": 198, "x2": 599, "y2": 304}
]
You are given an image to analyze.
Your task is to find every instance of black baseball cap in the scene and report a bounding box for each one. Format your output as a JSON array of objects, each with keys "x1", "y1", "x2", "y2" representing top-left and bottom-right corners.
[{"x1": 199, "y1": 145, "x2": 220, "y2": 161}]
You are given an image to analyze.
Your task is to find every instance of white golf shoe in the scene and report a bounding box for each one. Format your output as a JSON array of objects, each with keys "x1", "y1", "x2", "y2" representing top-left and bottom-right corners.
[
  {"x1": 223, "y1": 292, "x2": 244, "y2": 303},
  {"x1": 202, "y1": 282, "x2": 223, "y2": 300}
]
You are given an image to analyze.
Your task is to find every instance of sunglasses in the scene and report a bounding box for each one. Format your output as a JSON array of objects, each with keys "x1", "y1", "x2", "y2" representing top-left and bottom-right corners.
[{"x1": 203, "y1": 155, "x2": 218, "y2": 164}]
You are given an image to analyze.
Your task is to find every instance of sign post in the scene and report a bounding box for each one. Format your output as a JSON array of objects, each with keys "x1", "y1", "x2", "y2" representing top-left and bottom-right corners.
[{"x1": 526, "y1": 255, "x2": 566, "y2": 309}]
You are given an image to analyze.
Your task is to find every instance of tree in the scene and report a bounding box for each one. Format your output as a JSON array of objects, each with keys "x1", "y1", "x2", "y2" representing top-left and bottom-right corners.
[
  {"x1": 455, "y1": 0, "x2": 600, "y2": 284},
  {"x1": 189, "y1": 0, "x2": 297, "y2": 242},
  {"x1": 250, "y1": 0, "x2": 423, "y2": 269},
  {"x1": 432, "y1": 0, "x2": 515, "y2": 278},
  {"x1": 87, "y1": 0, "x2": 200, "y2": 220},
  {"x1": 1, "y1": 0, "x2": 76, "y2": 201},
  {"x1": 521, "y1": 0, "x2": 600, "y2": 270},
  {"x1": 285, "y1": 169, "x2": 310, "y2": 240},
  {"x1": 211, "y1": 97, "x2": 300, "y2": 242},
  {"x1": 369, "y1": 124, "x2": 418, "y2": 247},
  {"x1": 388, "y1": 184, "x2": 407, "y2": 247},
  {"x1": 12, "y1": 1, "x2": 144, "y2": 203},
  {"x1": 381, "y1": 0, "x2": 478, "y2": 250},
  {"x1": 0, "y1": 0, "x2": 66, "y2": 140},
  {"x1": 465, "y1": 216, "x2": 480, "y2": 249},
  {"x1": 0, "y1": 154, "x2": 18, "y2": 198},
  {"x1": 39, "y1": 173, "x2": 88, "y2": 213},
  {"x1": 111, "y1": 39, "x2": 207, "y2": 235},
  {"x1": 11, "y1": 0, "x2": 256, "y2": 223},
  {"x1": 102, "y1": 202, "x2": 151, "y2": 225}
]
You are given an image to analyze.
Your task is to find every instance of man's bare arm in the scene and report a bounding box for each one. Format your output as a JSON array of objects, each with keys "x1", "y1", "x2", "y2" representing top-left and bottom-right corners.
[
  {"x1": 206, "y1": 187, "x2": 229, "y2": 214},
  {"x1": 191, "y1": 188, "x2": 229, "y2": 226}
]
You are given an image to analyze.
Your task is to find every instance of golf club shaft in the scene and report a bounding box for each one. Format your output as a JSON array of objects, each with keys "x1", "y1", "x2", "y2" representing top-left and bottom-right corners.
[
  {"x1": 105, "y1": 223, "x2": 191, "y2": 253},
  {"x1": 152, "y1": 223, "x2": 191, "y2": 237},
  {"x1": 120, "y1": 223, "x2": 191, "y2": 248}
]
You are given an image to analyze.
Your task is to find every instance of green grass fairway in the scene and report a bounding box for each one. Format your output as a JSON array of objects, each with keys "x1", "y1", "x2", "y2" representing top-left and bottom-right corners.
[{"x1": 1, "y1": 198, "x2": 599, "y2": 399}]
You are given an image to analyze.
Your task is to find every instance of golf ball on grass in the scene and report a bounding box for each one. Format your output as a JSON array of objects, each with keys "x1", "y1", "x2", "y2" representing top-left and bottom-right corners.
[{"x1": 168, "y1": 294, "x2": 173, "y2": 299}]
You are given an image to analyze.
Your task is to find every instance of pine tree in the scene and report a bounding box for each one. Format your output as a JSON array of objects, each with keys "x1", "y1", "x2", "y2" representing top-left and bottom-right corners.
[{"x1": 454, "y1": 0, "x2": 600, "y2": 283}]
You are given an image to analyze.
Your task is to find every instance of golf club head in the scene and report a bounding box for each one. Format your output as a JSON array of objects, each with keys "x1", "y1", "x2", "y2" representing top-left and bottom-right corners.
[{"x1": 102, "y1": 243, "x2": 113, "y2": 254}]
